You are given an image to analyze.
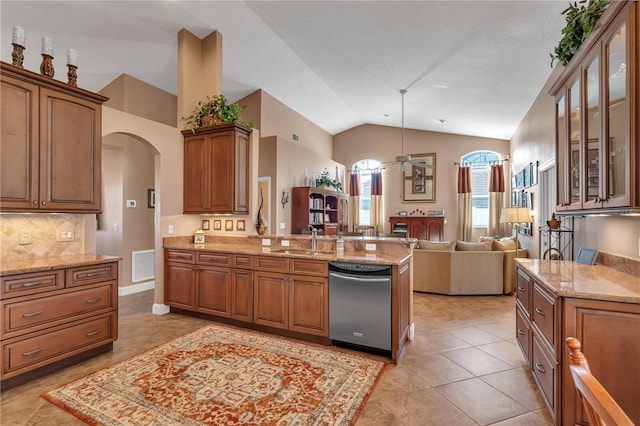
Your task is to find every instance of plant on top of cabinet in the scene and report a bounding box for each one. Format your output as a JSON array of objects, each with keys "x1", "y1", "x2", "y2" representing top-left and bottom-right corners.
[
  {"x1": 550, "y1": 0, "x2": 609, "y2": 67},
  {"x1": 182, "y1": 94, "x2": 254, "y2": 132}
]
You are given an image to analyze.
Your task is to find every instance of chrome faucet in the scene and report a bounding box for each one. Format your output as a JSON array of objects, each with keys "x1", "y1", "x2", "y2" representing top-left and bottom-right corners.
[{"x1": 310, "y1": 226, "x2": 318, "y2": 251}]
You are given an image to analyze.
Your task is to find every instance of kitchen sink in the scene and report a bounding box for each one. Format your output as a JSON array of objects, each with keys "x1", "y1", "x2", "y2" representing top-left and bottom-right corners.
[{"x1": 268, "y1": 248, "x2": 332, "y2": 256}]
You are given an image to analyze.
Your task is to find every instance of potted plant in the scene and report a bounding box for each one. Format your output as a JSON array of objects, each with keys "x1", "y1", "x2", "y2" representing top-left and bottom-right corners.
[
  {"x1": 315, "y1": 169, "x2": 342, "y2": 191},
  {"x1": 550, "y1": 0, "x2": 609, "y2": 67},
  {"x1": 182, "y1": 94, "x2": 254, "y2": 132}
]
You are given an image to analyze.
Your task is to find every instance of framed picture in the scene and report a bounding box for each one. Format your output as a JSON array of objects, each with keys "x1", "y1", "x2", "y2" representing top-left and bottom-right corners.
[
  {"x1": 523, "y1": 165, "x2": 531, "y2": 188},
  {"x1": 576, "y1": 247, "x2": 598, "y2": 265},
  {"x1": 402, "y1": 153, "x2": 436, "y2": 202},
  {"x1": 435, "y1": 209, "x2": 445, "y2": 216},
  {"x1": 201, "y1": 219, "x2": 210, "y2": 230},
  {"x1": 213, "y1": 220, "x2": 222, "y2": 231},
  {"x1": 147, "y1": 188, "x2": 155, "y2": 208},
  {"x1": 530, "y1": 161, "x2": 539, "y2": 186},
  {"x1": 236, "y1": 220, "x2": 245, "y2": 231},
  {"x1": 428, "y1": 210, "x2": 437, "y2": 216},
  {"x1": 225, "y1": 220, "x2": 233, "y2": 231},
  {"x1": 515, "y1": 171, "x2": 524, "y2": 189}
]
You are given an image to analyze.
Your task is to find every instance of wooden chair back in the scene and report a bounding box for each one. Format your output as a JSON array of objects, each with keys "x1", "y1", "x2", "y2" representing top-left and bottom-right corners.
[{"x1": 565, "y1": 337, "x2": 634, "y2": 426}]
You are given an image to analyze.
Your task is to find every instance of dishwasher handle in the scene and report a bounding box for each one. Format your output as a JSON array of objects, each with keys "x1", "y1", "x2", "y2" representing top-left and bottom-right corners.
[{"x1": 329, "y1": 271, "x2": 391, "y2": 283}]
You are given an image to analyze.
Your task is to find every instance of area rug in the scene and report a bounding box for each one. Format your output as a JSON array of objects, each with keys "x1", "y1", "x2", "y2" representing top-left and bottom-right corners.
[{"x1": 42, "y1": 324, "x2": 386, "y2": 425}]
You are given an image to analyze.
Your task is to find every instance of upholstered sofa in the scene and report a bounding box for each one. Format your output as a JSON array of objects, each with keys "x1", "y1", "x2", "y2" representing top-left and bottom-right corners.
[{"x1": 412, "y1": 239, "x2": 527, "y2": 295}]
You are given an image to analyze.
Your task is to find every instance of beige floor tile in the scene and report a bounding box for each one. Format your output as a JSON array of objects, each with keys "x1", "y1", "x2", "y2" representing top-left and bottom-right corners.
[
  {"x1": 380, "y1": 388, "x2": 477, "y2": 426},
  {"x1": 435, "y1": 378, "x2": 529, "y2": 425},
  {"x1": 477, "y1": 340, "x2": 528, "y2": 368},
  {"x1": 441, "y1": 347, "x2": 513, "y2": 376},
  {"x1": 477, "y1": 320, "x2": 518, "y2": 340},
  {"x1": 449, "y1": 326, "x2": 504, "y2": 346},
  {"x1": 355, "y1": 399, "x2": 403, "y2": 425},
  {"x1": 481, "y1": 367, "x2": 546, "y2": 411},
  {"x1": 489, "y1": 409, "x2": 553, "y2": 425},
  {"x1": 403, "y1": 353, "x2": 474, "y2": 386},
  {"x1": 404, "y1": 330, "x2": 471, "y2": 356}
]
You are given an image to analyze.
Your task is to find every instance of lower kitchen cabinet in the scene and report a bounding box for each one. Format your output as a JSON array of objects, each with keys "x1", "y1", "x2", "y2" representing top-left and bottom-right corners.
[
  {"x1": 164, "y1": 261, "x2": 196, "y2": 310},
  {"x1": 253, "y1": 271, "x2": 289, "y2": 330},
  {"x1": 231, "y1": 269, "x2": 253, "y2": 322},
  {"x1": 197, "y1": 267, "x2": 231, "y2": 317},
  {"x1": 289, "y1": 274, "x2": 328, "y2": 337},
  {"x1": 0, "y1": 258, "x2": 119, "y2": 386}
]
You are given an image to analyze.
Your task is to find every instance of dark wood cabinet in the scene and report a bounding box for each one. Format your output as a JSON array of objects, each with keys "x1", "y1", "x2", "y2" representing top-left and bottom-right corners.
[
  {"x1": 291, "y1": 186, "x2": 348, "y2": 235},
  {"x1": 197, "y1": 267, "x2": 231, "y2": 317},
  {"x1": 253, "y1": 271, "x2": 289, "y2": 330},
  {"x1": 289, "y1": 274, "x2": 327, "y2": 336},
  {"x1": 182, "y1": 123, "x2": 251, "y2": 214},
  {"x1": 231, "y1": 269, "x2": 253, "y2": 322},
  {"x1": 1, "y1": 62, "x2": 106, "y2": 212},
  {"x1": 389, "y1": 216, "x2": 444, "y2": 240},
  {"x1": 552, "y1": 2, "x2": 639, "y2": 213},
  {"x1": 0, "y1": 260, "x2": 118, "y2": 385}
]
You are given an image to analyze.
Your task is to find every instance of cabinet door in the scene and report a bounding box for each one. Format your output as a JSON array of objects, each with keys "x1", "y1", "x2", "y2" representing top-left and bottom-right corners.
[
  {"x1": 197, "y1": 267, "x2": 231, "y2": 317},
  {"x1": 231, "y1": 269, "x2": 253, "y2": 322},
  {"x1": 426, "y1": 218, "x2": 444, "y2": 241},
  {"x1": 409, "y1": 218, "x2": 427, "y2": 239},
  {"x1": 289, "y1": 274, "x2": 327, "y2": 336},
  {"x1": 164, "y1": 262, "x2": 195, "y2": 310},
  {"x1": 555, "y1": 95, "x2": 568, "y2": 211},
  {"x1": 233, "y1": 129, "x2": 249, "y2": 213},
  {"x1": 183, "y1": 135, "x2": 210, "y2": 212},
  {"x1": 567, "y1": 77, "x2": 583, "y2": 210},
  {"x1": 0, "y1": 75, "x2": 39, "y2": 210},
  {"x1": 582, "y1": 52, "x2": 603, "y2": 209},
  {"x1": 39, "y1": 88, "x2": 101, "y2": 211},
  {"x1": 563, "y1": 298, "x2": 640, "y2": 425},
  {"x1": 253, "y1": 271, "x2": 288, "y2": 330},
  {"x1": 208, "y1": 130, "x2": 234, "y2": 213}
]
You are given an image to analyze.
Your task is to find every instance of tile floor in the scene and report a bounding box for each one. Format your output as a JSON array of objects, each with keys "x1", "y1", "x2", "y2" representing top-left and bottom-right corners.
[{"x1": 0, "y1": 290, "x2": 553, "y2": 425}]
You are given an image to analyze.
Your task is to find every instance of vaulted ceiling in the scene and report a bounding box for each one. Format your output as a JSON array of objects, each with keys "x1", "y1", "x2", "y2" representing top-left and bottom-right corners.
[{"x1": 1, "y1": 1, "x2": 568, "y2": 140}]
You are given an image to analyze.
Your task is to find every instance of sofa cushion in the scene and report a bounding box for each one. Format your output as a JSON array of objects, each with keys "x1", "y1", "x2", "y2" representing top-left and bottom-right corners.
[
  {"x1": 418, "y1": 240, "x2": 456, "y2": 251},
  {"x1": 455, "y1": 240, "x2": 492, "y2": 251},
  {"x1": 499, "y1": 236, "x2": 521, "y2": 248},
  {"x1": 493, "y1": 238, "x2": 517, "y2": 251}
]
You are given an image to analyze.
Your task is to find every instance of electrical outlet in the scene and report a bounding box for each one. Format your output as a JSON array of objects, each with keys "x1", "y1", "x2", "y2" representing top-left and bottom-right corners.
[
  {"x1": 262, "y1": 239, "x2": 271, "y2": 246},
  {"x1": 168, "y1": 225, "x2": 174, "y2": 234},
  {"x1": 57, "y1": 230, "x2": 75, "y2": 241},
  {"x1": 281, "y1": 240, "x2": 290, "y2": 247},
  {"x1": 280, "y1": 223, "x2": 286, "y2": 229},
  {"x1": 365, "y1": 243, "x2": 377, "y2": 251},
  {"x1": 19, "y1": 230, "x2": 31, "y2": 245}
]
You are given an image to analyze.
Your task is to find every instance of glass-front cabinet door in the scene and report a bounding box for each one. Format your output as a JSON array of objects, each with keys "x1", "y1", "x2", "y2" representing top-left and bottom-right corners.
[
  {"x1": 555, "y1": 95, "x2": 568, "y2": 210},
  {"x1": 583, "y1": 53, "x2": 602, "y2": 209},
  {"x1": 567, "y1": 77, "x2": 582, "y2": 209},
  {"x1": 604, "y1": 19, "x2": 630, "y2": 208}
]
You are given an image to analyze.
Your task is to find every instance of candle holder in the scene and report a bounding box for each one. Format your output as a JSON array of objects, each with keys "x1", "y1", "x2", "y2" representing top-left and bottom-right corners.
[
  {"x1": 11, "y1": 43, "x2": 25, "y2": 68},
  {"x1": 67, "y1": 64, "x2": 78, "y2": 87},
  {"x1": 40, "y1": 54, "x2": 54, "y2": 77}
]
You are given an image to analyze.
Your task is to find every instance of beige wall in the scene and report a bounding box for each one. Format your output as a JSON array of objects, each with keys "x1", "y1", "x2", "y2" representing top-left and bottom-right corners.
[
  {"x1": 334, "y1": 124, "x2": 509, "y2": 241},
  {"x1": 511, "y1": 66, "x2": 640, "y2": 261}
]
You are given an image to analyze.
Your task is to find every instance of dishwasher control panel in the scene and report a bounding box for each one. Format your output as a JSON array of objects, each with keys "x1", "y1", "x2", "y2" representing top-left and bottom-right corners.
[{"x1": 329, "y1": 261, "x2": 391, "y2": 275}]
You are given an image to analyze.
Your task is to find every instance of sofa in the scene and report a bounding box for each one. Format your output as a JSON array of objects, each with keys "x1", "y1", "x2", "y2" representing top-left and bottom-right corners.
[{"x1": 412, "y1": 238, "x2": 527, "y2": 295}]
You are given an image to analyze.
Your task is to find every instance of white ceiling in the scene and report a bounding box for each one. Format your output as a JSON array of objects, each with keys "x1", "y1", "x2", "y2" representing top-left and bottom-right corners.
[{"x1": 1, "y1": 1, "x2": 568, "y2": 140}]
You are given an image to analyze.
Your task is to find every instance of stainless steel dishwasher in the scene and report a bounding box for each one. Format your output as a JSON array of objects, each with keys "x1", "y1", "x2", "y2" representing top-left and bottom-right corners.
[{"x1": 329, "y1": 261, "x2": 392, "y2": 351}]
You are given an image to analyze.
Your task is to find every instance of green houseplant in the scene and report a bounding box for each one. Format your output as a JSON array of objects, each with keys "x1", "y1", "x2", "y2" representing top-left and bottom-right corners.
[
  {"x1": 182, "y1": 94, "x2": 254, "y2": 132},
  {"x1": 315, "y1": 169, "x2": 342, "y2": 192},
  {"x1": 550, "y1": 0, "x2": 609, "y2": 67}
]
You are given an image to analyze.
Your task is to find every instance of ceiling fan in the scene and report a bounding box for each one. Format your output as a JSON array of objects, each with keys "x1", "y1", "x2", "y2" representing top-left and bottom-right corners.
[{"x1": 381, "y1": 89, "x2": 430, "y2": 173}]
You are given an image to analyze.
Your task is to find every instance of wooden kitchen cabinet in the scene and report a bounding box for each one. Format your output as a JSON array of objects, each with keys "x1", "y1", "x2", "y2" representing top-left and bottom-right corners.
[
  {"x1": 389, "y1": 216, "x2": 444, "y2": 240},
  {"x1": 231, "y1": 255, "x2": 253, "y2": 322},
  {"x1": 0, "y1": 62, "x2": 106, "y2": 212},
  {"x1": 0, "y1": 259, "x2": 118, "y2": 387},
  {"x1": 197, "y1": 267, "x2": 231, "y2": 317},
  {"x1": 182, "y1": 123, "x2": 251, "y2": 214},
  {"x1": 164, "y1": 250, "x2": 196, "y2": 310},
  {"x1": 289, "y1": 274, "x2": 327, "y2": 336},
  {"x1": 253, "y1": 271, "x2": 289, "y2": 330},
  {"x1": 291, "y1": 186, "x2": 348, "y2": 235},
  {"x1": 552, "y1": 2, "x2": 639, "y2": 212}
]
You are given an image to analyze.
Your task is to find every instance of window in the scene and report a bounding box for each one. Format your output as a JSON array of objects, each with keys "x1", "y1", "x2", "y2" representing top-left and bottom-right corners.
[
  {"x1": 460, "y1": 151, "x2": 500, "y2": 228},
  {"x1": 352, "y1": 159, "x2": 381, "y2": 225}
]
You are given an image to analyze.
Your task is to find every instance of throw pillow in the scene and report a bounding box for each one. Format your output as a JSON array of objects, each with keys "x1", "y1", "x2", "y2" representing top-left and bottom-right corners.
[
  {"x1": 455, "y1": 240, "x2": 493, "y2": 251},
  {"x1": 493, "y1": 238, "x2": 517, "y2": 251},
  {"x1": 499, "y1": 236, "x2": 521, "y2": 248},
  {"x1": 479, "y1": 235, "x2": 499, "y2": 242},
  {"x1": 418, "y1": 240, "x2": 456, "y2": 251}
]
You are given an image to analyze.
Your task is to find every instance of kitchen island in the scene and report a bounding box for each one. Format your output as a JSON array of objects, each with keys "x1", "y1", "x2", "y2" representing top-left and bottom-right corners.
[
  {"x1": 515, "y1": 258, "x2": 640, "y2": 425},
  {"x1": 163, "y1": 235, "x2": 413, "y2": 362}
]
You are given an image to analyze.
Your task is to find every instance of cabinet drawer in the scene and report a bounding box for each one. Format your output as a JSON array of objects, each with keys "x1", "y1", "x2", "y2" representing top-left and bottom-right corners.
[
  {"x1": 531, "y1": 334, "x2": 557, "y2": 414},
  {"x1": 290, "y1": 259, "x2": 327, "y2": 277},
  {"x1": 165, "y1": 249, "x2": 195, "y2": 264},
  {"x1": 197, "y1": 252, "x2": 232, "y2": 267},
  {"x1": 255, "y1": 256, "x2": 289, "y2": 273},
  {"x1": 1, "y1": 270, "x2": 64, "y2": 299},
  {"x1": 66, "y1": 262, "x2": 117, "y2": 288},
  {"x1": 233, "y1": 254, "x2": 254, "y2": 270},
  {"x1": 532, "y1": 282, "x2": 556, "y2": 349},
  {"x1": 515, "y1": 268, "x2": 531, "y2": 316},
  {"x1": 3, "y1": 313, "x2": 115, "y2": 375},
  {"x1": 3, "y1": 283, "x2": 114, "y2": 335},
  {"x1": 516, "y1": 305, "x2": 531, "y2": 365}
]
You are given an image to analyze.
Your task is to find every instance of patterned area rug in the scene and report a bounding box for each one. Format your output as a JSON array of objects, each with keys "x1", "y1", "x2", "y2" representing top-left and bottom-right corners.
[{"x1": 42, "y1": 324, "x2": 385, "y2": 425}]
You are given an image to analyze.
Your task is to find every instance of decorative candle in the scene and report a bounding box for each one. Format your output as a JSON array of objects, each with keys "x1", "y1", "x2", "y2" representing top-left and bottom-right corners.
[
  {"x1": 12, "y1": 26, "x2": 25, "y2": 46},
  {"x1": 66, "y1": 48, "x2": 77, "y2": 66},
  {"x1": 41, "y1": 37, "x2": 53, "y2": 55}
]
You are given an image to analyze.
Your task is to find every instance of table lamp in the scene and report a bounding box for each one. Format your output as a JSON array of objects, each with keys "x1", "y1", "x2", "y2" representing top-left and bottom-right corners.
[{"x1": 500, "y1": 207, "x2": 533, "y2": 258}]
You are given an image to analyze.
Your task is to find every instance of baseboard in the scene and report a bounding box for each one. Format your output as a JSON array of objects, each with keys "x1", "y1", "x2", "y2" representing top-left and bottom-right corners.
[
  {"x1": 118, "y1": 280, "x2": 155, "y2": 296},
  {"x1": 152, "y1": 303, "x2": 170, "y2": 315},
  {"x1": 408, "y1": 322, "x2": 415, "y2": 341}
]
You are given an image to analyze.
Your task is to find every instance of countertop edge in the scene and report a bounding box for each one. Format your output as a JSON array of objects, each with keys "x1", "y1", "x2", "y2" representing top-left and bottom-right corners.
[{"x1": 1, "y1": 254, "x2": 122, "y2": 276}]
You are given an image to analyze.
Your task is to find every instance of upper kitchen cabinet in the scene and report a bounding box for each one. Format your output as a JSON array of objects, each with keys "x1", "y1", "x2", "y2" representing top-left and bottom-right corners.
[
  {"x1": 0, "y1": 62, "x2": 107, "y2": 212},
  {"x1": 182, "y1": 124, "x2": 251, "y2": 214},
  {"x1": 552, "y1": 1, "x2": 638, "y2": 213}
]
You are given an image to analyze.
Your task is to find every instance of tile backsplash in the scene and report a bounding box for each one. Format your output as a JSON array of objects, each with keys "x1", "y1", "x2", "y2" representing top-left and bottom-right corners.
[{"x1": 0, "y1": 214, "x2": 85, "y2": 262}]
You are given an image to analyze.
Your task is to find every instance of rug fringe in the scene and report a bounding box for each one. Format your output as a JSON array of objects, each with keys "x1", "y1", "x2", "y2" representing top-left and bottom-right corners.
[{"x1": 41, "y1": 392, "x2": 100, "y2": 426}]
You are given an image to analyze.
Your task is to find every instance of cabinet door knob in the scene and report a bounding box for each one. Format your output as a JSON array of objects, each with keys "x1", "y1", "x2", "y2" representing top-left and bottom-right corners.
[
  {"x1": 517, "y1": 328, "x2": 525, "y2": 335},
  {"x1": 535, "y1": 307, "x2": 545, "y2": 316},
  {"x1": 535, "y1": 363, "x2": 546, "y2": 374},
  {"x1": 41, "y1": 201, "x2": 46, "y2": 205},
  {"x1": 33, "y1": 200, "x2": 38, "y2": 205}
]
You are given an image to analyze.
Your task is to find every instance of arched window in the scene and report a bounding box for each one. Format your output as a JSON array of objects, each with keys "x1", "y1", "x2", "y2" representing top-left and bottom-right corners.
[
  {"x1": 460, "y1": 151, "x2": 500, "y2": 228},
  {"x1": 352, "y1": 159, "x2": 382, "y2": 225}
]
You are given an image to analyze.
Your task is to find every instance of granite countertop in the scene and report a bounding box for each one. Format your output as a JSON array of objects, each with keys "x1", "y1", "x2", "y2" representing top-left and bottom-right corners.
[
  {"x1": 516, "y1": 258, "x2": 640, "y2": 304},
  {"x1": 163, "y1": 241, "x2": 411, "y2": 265},
  {"x1": 1, "y1": 254, "x2": 122, "y2": 276}
]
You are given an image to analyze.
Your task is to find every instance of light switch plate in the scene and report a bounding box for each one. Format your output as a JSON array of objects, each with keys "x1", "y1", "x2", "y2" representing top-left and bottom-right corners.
[
  {"x1": 281, "y1": 240, "x2": 290, "y2": 247},
  {"x1": 365, "y1": 243, "x2": 377, "y2": 251},
  {"x1": 262, "y1": 239, "x2": 271, "y2": 246}
]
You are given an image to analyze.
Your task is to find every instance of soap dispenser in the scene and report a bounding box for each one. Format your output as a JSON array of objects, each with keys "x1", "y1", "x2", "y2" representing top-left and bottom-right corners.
[{"x1": 336, "y1": 232, "x2": 345, "y2": 255}]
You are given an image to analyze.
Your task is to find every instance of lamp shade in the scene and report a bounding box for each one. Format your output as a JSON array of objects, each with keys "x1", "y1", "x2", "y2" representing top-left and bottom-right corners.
[{"x1": 500, "y1": 207, "x2": 533, "y2": 224}]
